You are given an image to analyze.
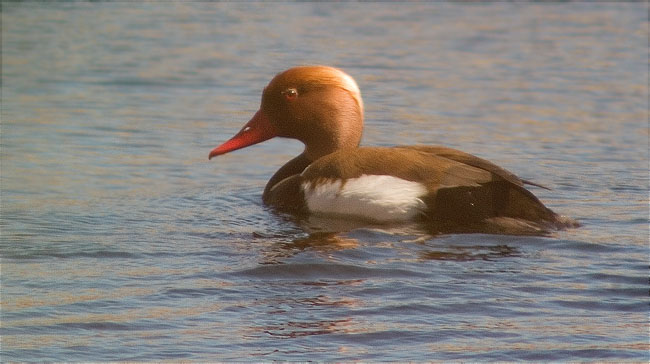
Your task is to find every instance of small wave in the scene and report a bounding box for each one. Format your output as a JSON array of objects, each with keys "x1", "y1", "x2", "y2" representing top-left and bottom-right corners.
[
  {"x1": 233, "y1": 262, "x2": 426, "y2": 280},
  {"x1": 161, "y1": 287, "x2": 223, "y2": 298},
  {"x1": 5, "y1": 250, "x2": 140, "y2": 260}
]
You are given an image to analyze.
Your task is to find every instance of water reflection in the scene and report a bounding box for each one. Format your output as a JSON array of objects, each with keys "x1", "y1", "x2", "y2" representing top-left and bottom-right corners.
[
  {"x1": 259, "y1": 230, "x2": 361, "y2": 264},
  {"x1": 261, "y1": 223, "x2": 522, "y2": 264},
  {"x1": 299, "y1": 215, "x2": 395, "y2": 234},
  {"x1": 261, "y1": 318, "x2": 354, "y2": 339},
  {"x1": 419, "y1": 244, "x2": 521, "y2": 261},
  {"x1": 244, "y1": 282, "x2": 364, "y2": 341},
  {"x1": 257, "y1": 207, "x2": 530, "y2": 264},
  {"x1": 283, "y1": 232, "x2": 359, "y2": 252}
]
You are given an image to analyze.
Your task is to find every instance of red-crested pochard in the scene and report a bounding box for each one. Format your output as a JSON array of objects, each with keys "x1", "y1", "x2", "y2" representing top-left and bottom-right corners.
[{"x1": 209, "y1": 66, "x2": 577, "y2": 235}]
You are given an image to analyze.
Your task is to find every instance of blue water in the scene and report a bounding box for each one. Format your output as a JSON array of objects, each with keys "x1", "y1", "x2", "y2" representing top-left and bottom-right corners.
[{"x1": 1, "y1": 2, "x2": 648, "y2": 361}]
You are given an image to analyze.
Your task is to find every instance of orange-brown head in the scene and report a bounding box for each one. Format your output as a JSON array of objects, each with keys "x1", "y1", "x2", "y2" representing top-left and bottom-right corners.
[{"x1": 209, "y1": 66, "x2": 364, "y2": 161}]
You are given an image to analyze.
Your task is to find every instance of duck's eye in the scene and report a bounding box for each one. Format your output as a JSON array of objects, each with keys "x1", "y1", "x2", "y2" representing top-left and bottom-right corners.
[{"x1": 281, "y1": 88, "x2": 298, "y2": 100}]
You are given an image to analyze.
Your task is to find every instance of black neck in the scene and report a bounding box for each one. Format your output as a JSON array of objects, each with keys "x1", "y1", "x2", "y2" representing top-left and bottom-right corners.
[{"x1": 263, "y1": 152, "x2": 312, "y2": 201}]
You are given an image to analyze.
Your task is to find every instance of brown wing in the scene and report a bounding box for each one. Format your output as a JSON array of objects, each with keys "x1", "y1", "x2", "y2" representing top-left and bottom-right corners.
[{"x1": 397, "y1": 145, "x2": 551, "y2": 190}]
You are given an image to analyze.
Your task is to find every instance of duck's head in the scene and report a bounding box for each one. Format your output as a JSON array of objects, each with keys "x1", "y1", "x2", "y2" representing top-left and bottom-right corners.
[{"x1": 209, "y1": 66, "x2": 364, "y2": 161}]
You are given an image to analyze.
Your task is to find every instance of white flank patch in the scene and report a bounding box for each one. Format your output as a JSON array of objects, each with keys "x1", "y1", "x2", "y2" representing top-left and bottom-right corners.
[{"x1": 302, "y1": 175, "x2": 427, "y2": 223}]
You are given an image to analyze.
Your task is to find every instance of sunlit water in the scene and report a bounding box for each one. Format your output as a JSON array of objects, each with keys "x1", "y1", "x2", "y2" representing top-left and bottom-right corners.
[{"x1": 1, "y1": 2, "x2": 648, "y2": 361}]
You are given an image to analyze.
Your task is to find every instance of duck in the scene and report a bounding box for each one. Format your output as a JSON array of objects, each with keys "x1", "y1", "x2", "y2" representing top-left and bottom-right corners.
[{"x1": 209, "y1": 66, "x2": 577, "y2": 235}]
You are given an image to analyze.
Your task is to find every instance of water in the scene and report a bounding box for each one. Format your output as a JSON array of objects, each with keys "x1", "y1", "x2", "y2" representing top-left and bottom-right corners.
[{"x1": 1, "y1": 2, "x2": 648, "y2": 361}]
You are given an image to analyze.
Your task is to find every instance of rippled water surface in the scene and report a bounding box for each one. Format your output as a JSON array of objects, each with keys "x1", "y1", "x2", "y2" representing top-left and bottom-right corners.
[{"x1": 2, "y1": 2, "x2": 648, "y2": 361}]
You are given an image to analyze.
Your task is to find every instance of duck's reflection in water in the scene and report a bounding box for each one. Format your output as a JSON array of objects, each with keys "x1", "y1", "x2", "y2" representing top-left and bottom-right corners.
[
  {"x1": 263, "y1": 231, "x2": 521, "y2": 265},
  {"x1": 259, "y1": 232, "x2": 359, "y2": 264},
  {"x1": 262, "y1": 214, "x2": 523, "y2": 263},
  {"x1": 288, "y1": 232, "x2": 359, "y2": 251}
]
